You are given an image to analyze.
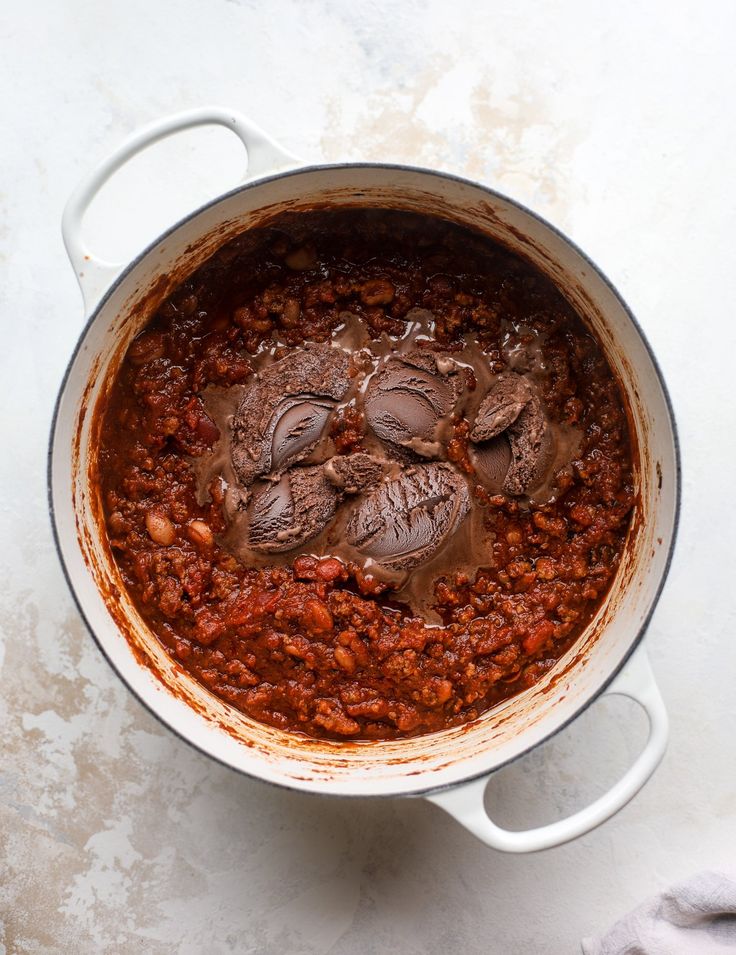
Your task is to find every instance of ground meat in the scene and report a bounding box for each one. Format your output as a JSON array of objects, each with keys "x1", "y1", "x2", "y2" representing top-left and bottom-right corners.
[{"x1": 97, "y1": 209, "x2": 635, "y2": 741}]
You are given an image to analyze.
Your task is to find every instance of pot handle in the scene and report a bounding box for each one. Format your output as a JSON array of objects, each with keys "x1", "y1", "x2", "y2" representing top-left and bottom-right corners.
[
  {"x1": 62, "y1": 106, "x2": 300, "y2": 312},
  {"x1": 425, "y1": 647, "x2": 668, "y2": 853}
]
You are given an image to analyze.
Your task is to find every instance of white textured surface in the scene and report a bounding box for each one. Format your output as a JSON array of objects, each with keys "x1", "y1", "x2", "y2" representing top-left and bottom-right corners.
[{"x1": 2, "y1": 1, "x2": 735, "y2": 951}]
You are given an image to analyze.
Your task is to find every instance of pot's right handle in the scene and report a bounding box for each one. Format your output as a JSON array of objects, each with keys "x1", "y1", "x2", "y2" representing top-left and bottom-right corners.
[
  {"x1": 426, "y1": 647, "x2": 668, "y2": 853},
  {"x1": 62, "y1": 106, "x2": 301, "y2": 313}
]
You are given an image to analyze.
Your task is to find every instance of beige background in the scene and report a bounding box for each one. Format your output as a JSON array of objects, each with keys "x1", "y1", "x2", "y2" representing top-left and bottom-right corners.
[{"x1": 2, "y1": 1, "x2": 735, "y2": 951}]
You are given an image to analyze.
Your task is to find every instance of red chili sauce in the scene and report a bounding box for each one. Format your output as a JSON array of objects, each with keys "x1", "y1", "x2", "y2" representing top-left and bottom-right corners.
[{"x1": 98, "y1": 210, "x2": 635, "y2": 740}]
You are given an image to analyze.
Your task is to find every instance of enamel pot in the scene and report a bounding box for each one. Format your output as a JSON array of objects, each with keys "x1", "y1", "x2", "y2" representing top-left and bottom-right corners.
[{"x1": 49, "y1": 107, "x2": 679, "y2": 852}]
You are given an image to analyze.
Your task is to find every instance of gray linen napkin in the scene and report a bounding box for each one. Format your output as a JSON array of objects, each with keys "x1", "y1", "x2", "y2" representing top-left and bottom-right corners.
[{"x1": 582, "y1": 870, "x2": 736, "y2": 954}]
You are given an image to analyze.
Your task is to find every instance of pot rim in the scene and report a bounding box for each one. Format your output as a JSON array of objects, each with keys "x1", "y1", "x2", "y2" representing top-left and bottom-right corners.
[{"x1": 48, "y1": 161, "x2": 682, "y2": 797}]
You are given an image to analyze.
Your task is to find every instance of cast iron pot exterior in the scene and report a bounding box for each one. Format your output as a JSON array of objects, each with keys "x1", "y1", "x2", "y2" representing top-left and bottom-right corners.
[{"x1": 50, "y1": 108, "x2": 679, "y2": 852}]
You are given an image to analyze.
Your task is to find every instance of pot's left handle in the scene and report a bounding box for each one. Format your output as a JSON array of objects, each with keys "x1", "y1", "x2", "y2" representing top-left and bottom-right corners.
[
  {"x1": 426, "y1": 647, "x2": 668, "y2": 852},
  {"x1": 62, "y1": 106, "x2": 301, "y2": 313}
]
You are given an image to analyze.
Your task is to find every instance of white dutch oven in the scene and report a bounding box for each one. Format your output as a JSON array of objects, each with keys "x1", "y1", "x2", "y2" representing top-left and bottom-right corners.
[{"x1": 50, "y1": 107, "x2": 680, "y2": 852}]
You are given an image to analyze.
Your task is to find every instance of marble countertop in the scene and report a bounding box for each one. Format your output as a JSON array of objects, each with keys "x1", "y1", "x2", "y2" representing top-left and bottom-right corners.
[{"x1": 2, "y1": 1, "x2": 735, "y2": 951}]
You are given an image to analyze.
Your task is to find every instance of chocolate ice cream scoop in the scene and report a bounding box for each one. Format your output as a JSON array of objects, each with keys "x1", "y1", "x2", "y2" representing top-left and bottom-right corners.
[
  {"x1": 469, "y1": 435, "x2": 513, "y2": 493},
  {"x1": 471, "y1": 373, "x2": 555, "y2": 495},
  {"x1": 471, "y1": 375, "x2": 532, "y2": 441},
  {"x1": 269, "y1": 398, "x2": 334, "y2": 473},
  {"x1": 248, "y1": 467, "x2": 338, "y2": 553},
  {"x1": 247, "y1": 453, "x2": 382, "y2": 553},
  {"x1": 346, "y1": 462, "x2": 470, "y2": 573},
  {"x1": 364, "y1": 351, "x2": 461, "y2": 458},
  {"x1": 232, "y1": 343, "x2": 350, "y2": 486}
]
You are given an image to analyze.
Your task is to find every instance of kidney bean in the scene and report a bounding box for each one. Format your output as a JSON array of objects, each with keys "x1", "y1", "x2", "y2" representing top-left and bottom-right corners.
[
  {"x1": 145, "y1": 511, "x2": 175, "y2": 545},
  {"x1": 187, "y1": 520, "x2": 214, "y2": 549}
]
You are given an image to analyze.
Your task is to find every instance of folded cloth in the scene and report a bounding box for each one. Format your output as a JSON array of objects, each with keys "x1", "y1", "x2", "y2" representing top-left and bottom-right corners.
[{"x1": 582, "y1": 869, "x2": 736, "y2": 954}]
